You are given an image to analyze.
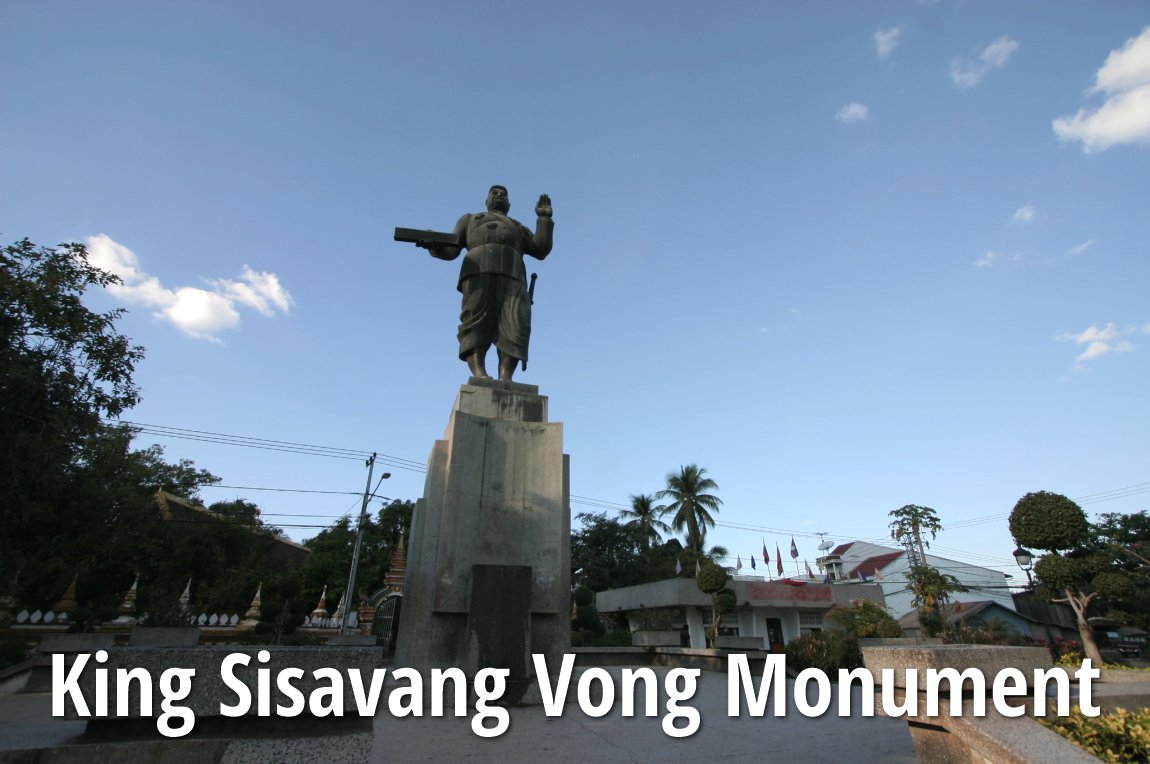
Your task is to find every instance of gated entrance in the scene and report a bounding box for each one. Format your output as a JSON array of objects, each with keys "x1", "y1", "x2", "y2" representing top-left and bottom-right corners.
[{"x1": 372, "y1": 592, "x2": 403, "y2": 657}]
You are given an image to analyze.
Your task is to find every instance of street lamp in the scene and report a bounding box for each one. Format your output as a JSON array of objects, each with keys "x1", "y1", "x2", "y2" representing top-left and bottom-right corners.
[
  {"x1": 1013, "y1": 546, "x2": 1034, "y2": 587},
  {"x1": 341, "y1": 455, "x2": 390, "y2": 635},
  {"x1": 1013, "y1": 545, "x2": 1056, "y2": 646}
]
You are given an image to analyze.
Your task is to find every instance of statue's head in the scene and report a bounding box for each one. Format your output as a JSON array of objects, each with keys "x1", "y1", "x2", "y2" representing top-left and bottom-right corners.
[{"x1": 486, "y1": 185, "x2": 510, "y2": 214}]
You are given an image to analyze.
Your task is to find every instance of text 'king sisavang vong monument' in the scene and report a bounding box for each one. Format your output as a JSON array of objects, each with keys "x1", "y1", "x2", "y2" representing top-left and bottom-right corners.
[{"x1": 394, "y1": 186, "x2": 569, "y2": 702}]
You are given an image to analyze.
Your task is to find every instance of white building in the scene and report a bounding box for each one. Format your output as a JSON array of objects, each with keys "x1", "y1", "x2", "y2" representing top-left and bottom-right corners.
[
  {"x1": 595, "y1": 575, "x2": 886, "y2": 650},
  {"x1": 817, "y1": 541, "x2": 1016, "y2": 620}
]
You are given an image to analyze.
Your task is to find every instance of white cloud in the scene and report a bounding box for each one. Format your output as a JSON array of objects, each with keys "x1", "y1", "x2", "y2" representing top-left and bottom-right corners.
[
  {"x1": 875, "y1": 27, "x2": 901, "y2": 59},
  {"x1": 212, "y1": 267, "x2": 293, "y2": 317},
  {"x1": 836, "y1": 102, "x2": 870, "y2": 123},
  {"x1": 950, "y1": 36, "x2": 1019, "y2": 89},
  {"x1": 84, "y1": 234, "x2": 293, "y2": 341},
  {"x1": 1067, "y1": 239, "x2": 1095, "y2": 255},
  {"x1": 1012, "y1": 204, "x2": 1038, "y2": 223},
  {"x1": 1056, "y1": 322, "x2": 1137, "y2": 366},
  {"x1": 1058, "y1": 323, "x2": 1118, "y2": 344},
  {"x1": 1093, "y1": 24, "x2": 1150, "y2": 95},
  {"x1": 164, "y1": 288, "x2": 242, "y2": 339},
  {"x1": 982, "y1": 37, "x2": 1019, "y2": 68},
  {"x1": 1053, "y1": 26, "x2": 1150, "y2": 152},
  {"x1": 1053, "y1": 87, "x2": 1150, "y2": 152},
  {"x1": 973, "y1": 250, "x2": 1003, "y2": 268}
]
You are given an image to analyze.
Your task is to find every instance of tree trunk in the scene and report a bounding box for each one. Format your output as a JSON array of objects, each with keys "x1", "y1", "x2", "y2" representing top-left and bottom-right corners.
[
  {"x1": 1064, "y1": 589, "x2": 1104, "y2": 665},
  {"x1": 686, "y1": 512, "x2": 700, "y2": 553},
  {"x1": 912, "y1": 524, "x2": 927, "y2": 567}
]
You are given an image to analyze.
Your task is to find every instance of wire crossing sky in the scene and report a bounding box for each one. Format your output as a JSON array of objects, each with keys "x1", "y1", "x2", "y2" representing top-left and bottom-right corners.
[{"x1": 3, "y1": 3, "x2": 1148, "y2": 581}]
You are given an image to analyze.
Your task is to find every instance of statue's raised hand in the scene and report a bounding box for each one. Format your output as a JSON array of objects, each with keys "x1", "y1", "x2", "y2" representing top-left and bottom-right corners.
[{"x1": 535, "y1": 193, "x2": 552, "y2": 219}]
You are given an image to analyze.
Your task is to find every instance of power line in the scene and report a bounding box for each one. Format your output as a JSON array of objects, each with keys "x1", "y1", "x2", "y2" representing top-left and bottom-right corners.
[
  {"x1": 121, "y1": 421, "x2": 427, "y2": 472},
  {"x1": 201, "y1": 484, "x2": 363, "y2": 496},
  {"x1": 1076, "y1": 481, "x2": 1150, "y2": 502},
  {"x1": 122, "y1": 418, "x2": 1150, "y2": 562}
]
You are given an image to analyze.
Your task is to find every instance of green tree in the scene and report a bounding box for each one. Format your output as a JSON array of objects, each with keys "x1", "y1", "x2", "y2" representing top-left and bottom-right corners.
[
  {"x1": 705, "y1": 544, "x2": 730, "y2": 565},
  {"x1": 904, "y1": 564, "x2": 968, "y2": 638},
  {"x1": 889, "y1": 504, "x2": 960, "y2": 637},
  {"x1": 1010, "y1": 491, "x2": 1115, "y2": 664},
  {"x1": 619, "y1": 494, "x2": 669, "y2": 552},
  {"x1": 1, "y1": 238, "x2": 144, "y2": 597},
  {"x1": 785, "y1": 599, "x2": 901, "y2": 673},
  {"x1": 889, "y1": 504, "x2": 943, "y2": 566},
  {"x1": 657, "y1": 464, "x2": 722, "y2": 554},
  {"x1": 1, "y1": 238, "x2": 311, "y2": 625},
  {"x1": 696, "y1": 559, "x2": 733, "y2": 646},
  {"x1": 297, "y1": 499, "x2": 414, "y2": 608},
  {"x1": 59, "y1": 423, "x2": 222, "y2": 615},
  {"x1": 1094, "y1": 511, "x2": 1150, "y2": 628},
  {"x1": 570, "y1": 512, "x2": 645, "y2": 592}
]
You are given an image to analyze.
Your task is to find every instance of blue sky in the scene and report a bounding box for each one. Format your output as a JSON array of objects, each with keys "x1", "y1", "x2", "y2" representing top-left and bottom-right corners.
[{"x1": 3, "y1": 2, "x2": 1149, "y2": 583}]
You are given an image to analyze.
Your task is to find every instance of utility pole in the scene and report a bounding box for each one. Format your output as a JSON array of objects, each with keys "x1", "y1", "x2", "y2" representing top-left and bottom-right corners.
[{"x1": 341, "y1": 453, "x2": 389, "y2": 635}]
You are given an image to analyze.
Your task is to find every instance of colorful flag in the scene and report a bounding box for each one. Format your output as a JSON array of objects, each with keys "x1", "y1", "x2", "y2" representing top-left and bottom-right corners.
[
  {"x1": 675, "y1": 558, "x2": 682, "y2": 575},
  {"x1": 805, "y1": 561, "x2": 815, "y2": 580},
  {"x1": 750, "y1": 555, "x2": 756, "y2": 571},
  {"x1": 736, "y1": 555, "x2": 743, "y2": 572},
  {"x1": 857, "y1": 568, "x2": 866, "y2": 583},
  {"x1": 790, "y1": 537, "x2": 799, "y2": 559},
  {"x1": 762, "y1": 541, "x2": 769, "y2": 566},
  {"x1": 775, "y1": 543, "x2": 784, "y2": 576}
]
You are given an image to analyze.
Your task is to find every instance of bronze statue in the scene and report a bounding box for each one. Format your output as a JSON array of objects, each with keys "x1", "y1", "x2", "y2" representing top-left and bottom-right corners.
[{"x1": 398, "y1": 186, "x2": 554, "y2": 381}]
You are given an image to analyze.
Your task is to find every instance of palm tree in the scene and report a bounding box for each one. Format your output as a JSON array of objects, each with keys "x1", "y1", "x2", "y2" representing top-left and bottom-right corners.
[
  {"x1": 657, "y1": 464, "x2": 722, "y2": 554},
  {"x1": 619, "y1": 494, "x2": 669, "y2": 553},
  {"x1": 705, "y1": 544, "x2": 729, "y2": 565}
]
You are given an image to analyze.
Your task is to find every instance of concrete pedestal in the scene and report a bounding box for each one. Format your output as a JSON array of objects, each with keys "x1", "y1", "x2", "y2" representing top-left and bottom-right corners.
[{"x1": 396, "y1": 378, "x2": 571, "y2": 699}]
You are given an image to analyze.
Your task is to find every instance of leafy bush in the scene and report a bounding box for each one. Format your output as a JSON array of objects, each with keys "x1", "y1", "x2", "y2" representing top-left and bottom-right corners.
[
  {"x1": 586, "y1": 630, "x2": 633, "y2": 647},
  {"x1": 0, "y1": 638, "x2": 30, "y2": 671},
  {"x1": 786, "y1": 631, "x2": 858, "y2": 673},
  {"x1": 946, "y1": 617, "x2": 1026, "y2": 647},
  {"x1": 1057, "y1": 650, "x2": 1085, "y2": 667},
  {"x1": 842, "y1": 598, "x2": 902, "y2": 638},
  {"x1": 571, "y1": 628, "x2": 628, "y2": 648},
  {"x1": 1041, "y1": 706, "x2": 1150, "y2": 763},
  {"x1": 631, "y1": 607, "x2": 682, "y2": 631},
  {"x1": 574, "y1": 604, "x2": 604, "y2": 634},
  {"x1": 786, "y1": 600, "x2": 901, "y2": 673}
]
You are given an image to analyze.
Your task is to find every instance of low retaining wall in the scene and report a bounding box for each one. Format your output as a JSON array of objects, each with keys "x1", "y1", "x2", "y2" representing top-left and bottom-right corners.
[{"x1": 860, "y1": 644, "x2": 1100, "y2": 763}]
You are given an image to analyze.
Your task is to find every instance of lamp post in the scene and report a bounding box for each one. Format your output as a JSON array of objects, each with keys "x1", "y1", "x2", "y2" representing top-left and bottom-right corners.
[
  {"x1": 1013, "y1": 546, "x2": 1034, "y2": 588},
  {"x1": 341, "y1": 454, "x2": 390, "y2": 635},
  {"x1": 1013, "y1": 545, "x2": 1056, "y2": 647}
]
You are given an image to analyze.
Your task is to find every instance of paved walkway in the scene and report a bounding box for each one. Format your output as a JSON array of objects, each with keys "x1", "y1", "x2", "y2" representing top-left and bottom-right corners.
[
  {"x1": 1, "y1": 667, "x2": 915, "y2": 763},
  {"x1": 375, "y1": 667, "x2": 915, "y2": 763}
]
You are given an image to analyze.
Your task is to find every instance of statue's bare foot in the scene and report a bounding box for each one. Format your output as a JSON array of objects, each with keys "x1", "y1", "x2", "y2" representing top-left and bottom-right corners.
[
  {"x1": 497, "y1": 355, "x2": 517, "y2": 382},
  {"x1": 466, "y1": 350, "x2": 491, "y2": 379}
]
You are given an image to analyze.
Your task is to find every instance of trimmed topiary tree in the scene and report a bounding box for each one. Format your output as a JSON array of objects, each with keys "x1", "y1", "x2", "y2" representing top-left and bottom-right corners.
[
  {"x1": 1010, "y1": 491, "x2": 1115, "y2": 665},
  {"x1": 1009, "y1": 491, "x2": 1090, "y2": 553},
  {"x1": 695, "y1": 560, "x2": 731, "y2": 647}
]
